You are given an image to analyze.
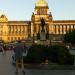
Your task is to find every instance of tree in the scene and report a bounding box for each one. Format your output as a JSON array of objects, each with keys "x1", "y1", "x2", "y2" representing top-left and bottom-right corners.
[
  {"x1": 64, "y1": 30, "x2": 75, "y2": 45},
  {"x1": 24, "y1": 44, "x2": 74, "y2": 65},
  {"x1": 47, "y1": 45, "x2": 74, "y2": 65},
  {"x1": 26, "y1": 44, "x2": 44, "y2": 63}
]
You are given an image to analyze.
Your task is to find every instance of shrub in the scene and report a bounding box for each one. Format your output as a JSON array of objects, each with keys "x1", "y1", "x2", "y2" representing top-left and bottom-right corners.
[
  {"x1": 24, "y1": 44, "x2": 74, "y2": 65},
  {"x1": 48, "y1": 45, "x2": 74, "y2": 65},
  {"x1": 26, "y1": 44, "x2": 45, "y2": 64}
]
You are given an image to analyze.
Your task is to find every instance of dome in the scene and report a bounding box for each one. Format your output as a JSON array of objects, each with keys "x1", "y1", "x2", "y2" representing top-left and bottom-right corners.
[
  {"x1": 0, "y1": 14, "x2": 6, "y2": 18},
  {"x1": 0, "y1": 14, "x2": 8, "y2": 22},
  {"x1": 35, "y1": 0, "x2": 48, "y2": 7}
]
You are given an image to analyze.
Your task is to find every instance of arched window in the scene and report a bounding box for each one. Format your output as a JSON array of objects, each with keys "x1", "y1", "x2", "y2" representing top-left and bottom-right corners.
[{"x1": 37, "y1": 10, "x2": 40, "y2": 15}]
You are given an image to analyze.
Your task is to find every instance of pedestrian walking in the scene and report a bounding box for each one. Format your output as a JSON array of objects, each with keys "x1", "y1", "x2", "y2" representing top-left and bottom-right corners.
[
  {"x1": 3, "y1": 44, "x2": 6, "y2": 54},
  {"x1": 0, "y1": 45, "x2": 5, "y2": 55},
  {"x1": 14, "y1": 41, "x2": 25, "y2": 74}
]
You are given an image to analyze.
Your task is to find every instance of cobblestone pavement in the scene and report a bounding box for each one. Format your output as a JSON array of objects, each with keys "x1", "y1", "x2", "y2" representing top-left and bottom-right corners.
[{"x1": 0, "y1": 51, "x2": 75, "y2": 75}]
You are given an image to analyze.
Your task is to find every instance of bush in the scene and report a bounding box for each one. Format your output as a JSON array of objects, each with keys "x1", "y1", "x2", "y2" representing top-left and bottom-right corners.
[
  {"x1": 24, "y1": 44, "x2": 74, "y2": 65},
  {"x1": 64, "y1": 30, "x2": 75, "y2": 45},
  {"x1": 48, "y1": 45, "x2": 74, "y2": 65},
  {"x1": 26, "y1": 44, "x2": 45, "y2": 64}
]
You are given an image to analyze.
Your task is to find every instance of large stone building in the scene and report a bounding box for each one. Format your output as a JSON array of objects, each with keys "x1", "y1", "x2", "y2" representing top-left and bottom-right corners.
[{"x1": 0, "y1": 0, "x2": 75, "y2": 43}]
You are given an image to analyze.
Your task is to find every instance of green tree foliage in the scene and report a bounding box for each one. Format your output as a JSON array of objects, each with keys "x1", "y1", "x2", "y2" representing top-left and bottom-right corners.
[
  {"x1": 25, "y1": 44, "x2": 74, "y2": 65},
  {"x1": 48, "y1": 45, "x2": 74, "y2": 65},
  {"x1": 26, "y1": 44, "x2": 46, "y2": 63},
  {"x1": 64, "y1": 30, "x2": 75, "y2": 45}
]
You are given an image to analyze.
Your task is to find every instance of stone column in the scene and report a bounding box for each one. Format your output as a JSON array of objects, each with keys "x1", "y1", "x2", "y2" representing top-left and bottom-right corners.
[
  {"x1": 62, "y1": 25, "x2": 63, "y2": 34},
  {"x1": 67, "y1": 25, "x2": 69, "y2": 32},
  {"x1": 60, "y1": 25, "x2": 62, "y2": 34},
  {"x1": 55, "y1": 25, "x2": 56, "y2": 34},
  {"x1": 56, "y1": 25, "x2": 59, "y2": 34},
  {"x1": 65, "y1": 25, "x2": 67, "y2": 33},
  {"x1": 71, "y1": 25, "x2": 73, "y2": 31},
  {"x1": 31, "y1": 22, "x2": 34, "y2": 37},
  {"x1": 63, "y1": 25, "x2": 66, "y2": 34},
  {"x1": 58, "y1": 25, "x2": 60, "y2": 34}
]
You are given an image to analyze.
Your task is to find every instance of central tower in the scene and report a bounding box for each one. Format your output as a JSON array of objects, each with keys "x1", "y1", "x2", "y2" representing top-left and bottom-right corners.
[{"x1": 31, "y1": 0, "x2": 53, "y2": 39}]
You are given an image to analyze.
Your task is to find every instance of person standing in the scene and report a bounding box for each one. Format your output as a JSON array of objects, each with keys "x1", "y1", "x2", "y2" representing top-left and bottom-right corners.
[
  {"x1": 0, "y1": 45, "x2": 5, "y2": 55},
  {"x1": 0, "y1": 45, "x2": 3, "y2": 53},
  {"x1": 14, "y1": 41, "x2": 25, "y2": 74},
  {"x1": 3, "y1": 44, "x2": 6, "y2": 54}
]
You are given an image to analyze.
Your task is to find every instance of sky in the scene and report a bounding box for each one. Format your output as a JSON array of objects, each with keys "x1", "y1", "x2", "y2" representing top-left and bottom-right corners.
[{"x1": 0, "y1": 0, "x2": 75, "y2": 21}]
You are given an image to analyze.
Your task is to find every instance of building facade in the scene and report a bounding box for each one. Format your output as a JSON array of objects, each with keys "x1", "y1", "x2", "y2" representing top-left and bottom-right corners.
[{"x1": 0, "y1": 0, "x2": 75, "y2": 43}]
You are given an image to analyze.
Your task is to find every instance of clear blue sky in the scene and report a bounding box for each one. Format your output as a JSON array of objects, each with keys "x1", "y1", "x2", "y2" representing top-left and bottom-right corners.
[{"x1": 0, "y1": 0, "x2": 75, "y2": 21}]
